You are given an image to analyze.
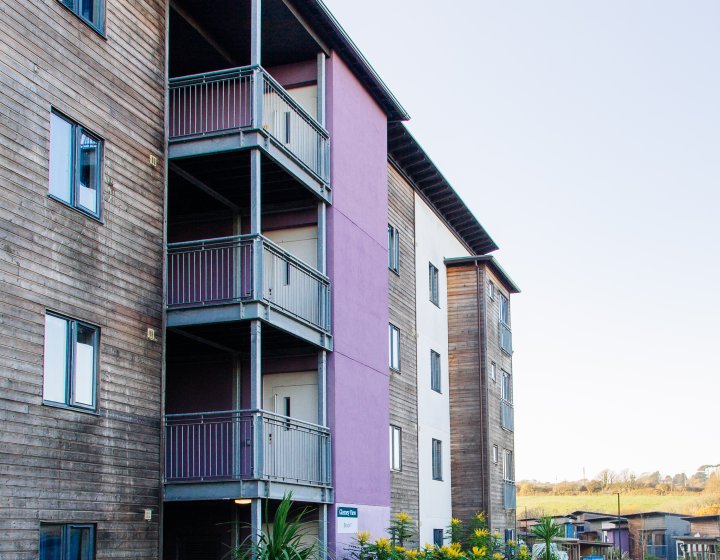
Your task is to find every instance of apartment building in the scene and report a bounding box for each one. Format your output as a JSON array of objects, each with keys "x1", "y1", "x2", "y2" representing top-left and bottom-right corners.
[
  {"x1": 1, "y1": 0, "x2": 518, "y2": 558},
  {"x1": 387, "y1": 125, "x2": 519, "y2": 543}
]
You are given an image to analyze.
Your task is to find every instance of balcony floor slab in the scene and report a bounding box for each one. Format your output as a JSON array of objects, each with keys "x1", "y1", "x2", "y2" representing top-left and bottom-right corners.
[{"x1": 164, "y1": 479, "x2": 333, "y2": 504}]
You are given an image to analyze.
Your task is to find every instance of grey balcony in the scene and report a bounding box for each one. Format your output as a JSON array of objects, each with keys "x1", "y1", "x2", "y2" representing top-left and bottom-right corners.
[
  {"x1": 504, "y1": 480, "x2": 517, "y2": 510},
  {"x1": 166, "y1": 234, "x2": 331, "y2": 349},
  {"x1": 501, "y1": 400, "x2": 514, "y2": 432},
  {"x1": 164, "y1": 409, "x2": 332, "y2": 503},
  {"x1": 499, "y1": 321, "x2": 513, "y2": 354},
  {"x1": 168, "y1": 65, "x2": 330, "y2": 198}
]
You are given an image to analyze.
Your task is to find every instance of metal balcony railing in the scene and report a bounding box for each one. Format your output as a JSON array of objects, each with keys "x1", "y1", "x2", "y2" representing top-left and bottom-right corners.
[
  {"x1": 164, "y1": 409, "x2": 332, "y2": 487},
  {"x1": 166, "y1": 234, "x2": 331, "y2": 332},
  {"x1": 500, "y1": 321, "x2": 513, "y2": 354},
  {"x1": 504, "y1": 480, "x2": 517, "y2": 509},
  {"x1": 169, "y1": 65, "x2": 330, "y2": 181},
  {"x1": 501, "y1": 400, "x2": 514, "y2": 431}
]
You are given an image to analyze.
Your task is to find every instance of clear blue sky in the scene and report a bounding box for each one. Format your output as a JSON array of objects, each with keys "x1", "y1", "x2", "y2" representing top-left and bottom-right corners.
[{"x1": 324, "y1": 0, "x2": 720, "y2": 481}]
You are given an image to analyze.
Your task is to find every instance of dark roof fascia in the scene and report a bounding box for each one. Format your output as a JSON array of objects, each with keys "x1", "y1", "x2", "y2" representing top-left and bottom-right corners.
[
  {"x1": 388, "y1": 122, "x2": 499, "y2": 256},
  {"x1": 681, "y1": 515, "x2": 720, "y2": 522},
  {"x1": 623, "y1": 512, "x2": 691, "y2": 519},
  {"x1": 290, "y1": 0, "x2": 409, "y2": 122},
  {"x1": 445, "y1": 255, "x2": 521, "y2": 294}
]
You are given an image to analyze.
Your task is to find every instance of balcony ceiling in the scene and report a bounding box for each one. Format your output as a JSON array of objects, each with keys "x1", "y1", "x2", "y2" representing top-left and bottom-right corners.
[
  {"x1": 167, "y1": 322, "x2": 319, "y2": 359},
  {"x1": 170, "y1": 0, "x2": 321, "y2": 77},
  {"x1": 169, "y1": 151, "x2": 317, "y2": 217}
]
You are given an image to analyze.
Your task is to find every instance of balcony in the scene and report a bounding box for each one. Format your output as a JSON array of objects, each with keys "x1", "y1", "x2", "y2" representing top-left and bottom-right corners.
[
  {"x1": 504, "y1": 480, "x2": 517, "y2": 510},
  {"x1": 164, "y1": 409, "x2": 332, "y2": 503},
  {"x1": 166, "y1": 234, "x2": 331, "y2": 348},
  {"x1": 168, "y1": 65, "x2": 330, "y2": 197},
  {"x1": 501, "y1": 400, "x2": 514, "y2": 432},
  {"x1": 499, "y1": 321, "x2": 513, "y2": 354}
]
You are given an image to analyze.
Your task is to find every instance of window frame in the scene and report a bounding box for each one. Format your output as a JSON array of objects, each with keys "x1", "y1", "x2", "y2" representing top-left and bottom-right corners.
[
  {"x1": 430, "y1": 350, "x2": 441, "y2": 393},
  {"x1": 499, "y1": 292, "x2": 510, "y2": 326},
  {"x1": 49, "y1": 110, "x2": 104, "y2": 220},
  {"x1": 57, "y1": 0, "x2": 106, "y2": 35},
  {"x1": 43, "y1": 312, "x2": 99, "y2": 412},
  {"x1": 490, "y1": 361, "x2": 497, "y2": 382},
  {"x1": 492, "y1": 444, "x2": 499, "y2": 464},
  {"x1": 388, "y1": 323, "x2": 401, "y2": 372},
  {"x1": 488, "y1": 281, "x2": 495, "y2": 301},
  {"x1": 503, "y1": 449, "x2": 514, "y2": 482},
  {"x1": 431, "y1": 438, "x2": 443, "y2": 481},
  {"x1": 388, "y1": 224, "x2": 400, "y2": 274},
  {"x1": 40, "y1": 522, "x2": 96, "y2": 560},
  {"x1": 428, "y1": 262, "x2": 440, "y2": 306},
  {"x1": 501, "y1": 370, "x2": 513, "y2": 404},
  {"x1": 389, "y1": 425, "x2": 402, "y2": 471},
  {"x1": 433, "y1": 529, "x2": 445, "y2": 547}
]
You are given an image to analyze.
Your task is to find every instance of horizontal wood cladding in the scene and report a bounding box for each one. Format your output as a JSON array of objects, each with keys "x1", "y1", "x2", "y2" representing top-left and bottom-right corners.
[
  {"x1": 388, "y1": 164, "x2": 420, "y2": 522},
  {"x1": 0, "y1": 0, "x2": 166, "y2": 557},
  {"x1": 447, "y1": 266, "x2": 487, "y2": 523}
]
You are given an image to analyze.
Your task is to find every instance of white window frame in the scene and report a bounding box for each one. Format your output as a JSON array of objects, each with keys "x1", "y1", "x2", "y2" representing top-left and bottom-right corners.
[
  {"x1": 389, "y1": 324, "x2": 401, "y2": 371},
  {"x1": 490, "y1": 361, "x2": 497, "y2": 382},
  {"x1": 43, "y1": 312, "x2": 99, "y2": 411},
  {"x1": 388, "y1": 224, "x2": 400, "y2": 273},
  {"x1": 492, "y1": 444, "x2": 499, "y2": 464},
  {"x1": 390, "y1": 425, "x2": 402, "y2": 471},
  {"x1": 429, "y1": 262, "x2": 440, "y2": 306}
]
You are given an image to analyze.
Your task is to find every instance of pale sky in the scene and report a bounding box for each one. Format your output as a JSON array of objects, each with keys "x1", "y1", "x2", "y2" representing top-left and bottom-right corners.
[{"x1": 323, "y1": 0, "x2": 720, "y2": 482}]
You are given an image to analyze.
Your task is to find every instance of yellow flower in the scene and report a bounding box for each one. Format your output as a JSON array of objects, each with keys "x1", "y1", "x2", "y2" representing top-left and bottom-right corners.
[
  {"x1": 451, "y1": 543, "x2": 462, "y2": 552},
  {"x1": 376, "y1": 537, "x2": 391, "y2": 552},
  {"x1": 507, "y1": 540, "x2": 516, "y2": 548},
  {"x1": 474, "y1": 528, "x2": 490, "y2": 538},
  {"x1": 472, "y1": 547, "x2": 488, "y2": 557},
  {"x1": 357, "y1": 531, "x2": 371, "y2": 544},
  {"x1": 396, "y1": 546, "x2": 407, "y2": 553},
  {"x1": 407, "y1": 551, "x2": 420, "y2": 559},
  {"x1": 396, "y1": 512, "x2": 413, "y2": 522},
  {"x1": 446, "y1": 548, "x2": 463, "y2": 559},
  {"x1": 519, "y1": 545, "x2": 529, "y2": 553},
  {"x1": 425, "y1": 544, "x2": 436, "y2": 550},
  {"x1": 492, "y1": 553, "x2": 505, "y2": 560},
  {"x1": 451, "y1": 518, "x2": 463, "y2": 526},
  {"x1": 475, "y1": 512, "x2": 486, "y2": 522},
  {"x1": 492, "y1": 532, "x2": 502, "y2": 540}
]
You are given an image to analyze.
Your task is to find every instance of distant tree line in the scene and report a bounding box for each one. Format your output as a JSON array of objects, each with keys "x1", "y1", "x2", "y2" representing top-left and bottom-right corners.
[{"x1": 518, "y1": 464, "x2": 720, "y2": 497}]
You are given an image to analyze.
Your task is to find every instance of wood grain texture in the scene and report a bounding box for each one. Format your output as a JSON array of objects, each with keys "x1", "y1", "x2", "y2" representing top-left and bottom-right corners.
[{"x1": 0, "y1": 0, "x2": 166, "y2": 557}]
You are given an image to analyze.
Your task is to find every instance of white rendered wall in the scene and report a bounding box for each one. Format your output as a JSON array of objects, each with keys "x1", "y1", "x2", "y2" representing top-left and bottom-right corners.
[{"x1": 414, "y1": 195, "x2": 471, "y2": 545}]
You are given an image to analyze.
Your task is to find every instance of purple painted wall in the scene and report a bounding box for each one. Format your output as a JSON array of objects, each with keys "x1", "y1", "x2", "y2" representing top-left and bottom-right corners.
[{"x1": 326, "y1": 52, "x2": 390, "y2": 552}]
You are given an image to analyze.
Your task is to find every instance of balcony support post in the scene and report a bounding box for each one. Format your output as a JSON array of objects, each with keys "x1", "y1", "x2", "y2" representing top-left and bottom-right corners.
[
  {"x1": 250, "y1": 321, "x2": 263, "y2": 481},
  {"x1": 316, "y1": 53, "x2": 326, "y2": 127},
  {"x1": 251, "y1": 498, "x2": 262, "y2": 548},
  {"x1": 319, "y1": 504, "x2": 328, "y2": 560},
  {"x1": 250, "y1": 149, "x2": 263, "y2": 301},
  {"x1": 250, "y1": 0, "x2": 261, "y2": 66}
]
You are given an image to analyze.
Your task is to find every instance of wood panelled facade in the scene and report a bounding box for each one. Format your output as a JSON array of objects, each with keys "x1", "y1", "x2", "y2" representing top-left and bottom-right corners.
[
  {"x1": 447, "y1": 260, "x2": 517, "y2": 532},
  {"x1": 0, "y1": 0, "x2": 166, "y2": 557},
  {"x1": 388, "y1": 164, "x2": 419, "y2": 522}
]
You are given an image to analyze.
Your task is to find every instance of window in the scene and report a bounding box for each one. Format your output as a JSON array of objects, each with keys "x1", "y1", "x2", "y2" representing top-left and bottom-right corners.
[
  {"x1": 430, "y1": 350, "x2": 441, "y2": 392},
  {"x1": 492, "y1": 444, "x2": 499, "y2": 464},
  {"x1": 40, "y1": 523, "x2": 95, "y2": 560},
  {"x1": 390, "y1": 425, "x2": 402, "y2": 471},
  {"x1": 59, "y1": 0, "x2": 104, "y2": 33},
  {"x1": 501, "y1": 371, "x2": 512, "y2": 404},
  {"x1": 503, "y1": 449, "x2": 514, "y2": 482},
  {"x1": 43, "y1": 313, "x2": 98, "y2": 410},
  {"x1": 499, "y1": 293, "x2": 510, "y2": 326},
  {"x1": 389, "y1": 324, "x2": 400, "y2": 371},
  {"x1": 490, "y1": 362, "x2": 497, "y2": 382},
  {"x1": 488, "y1": 281, "x2": 495, "y2": 301},
  {"x1": 49, "y1": 112, "x2": 103, "y2": 218},
  {"x1": 388, "y1": 225, "x2": 399, "y2": 273},
  {"x1": 432, "y1": 439, "x2": 443, "y2": 480},
  {"x1": 429, "y1": 263, "x2": 439, "y2": 306},
  {"x1": 433, "y1": 529, "x2": 444, "y2": 547}
]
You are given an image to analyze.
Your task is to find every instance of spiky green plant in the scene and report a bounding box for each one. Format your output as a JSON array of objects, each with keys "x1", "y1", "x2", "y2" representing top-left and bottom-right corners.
[
  {"x1": 530, "y1": 518, "x2": 562, "y2": 560},
  {"x1": 234, "y1": 493, "x2": 319, "y2": 560}
]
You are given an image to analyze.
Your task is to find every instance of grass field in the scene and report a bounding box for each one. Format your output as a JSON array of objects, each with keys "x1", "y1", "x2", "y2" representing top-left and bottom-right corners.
[{"x1": 517, "y1": 494, "x2": 706, "y2": 517}]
